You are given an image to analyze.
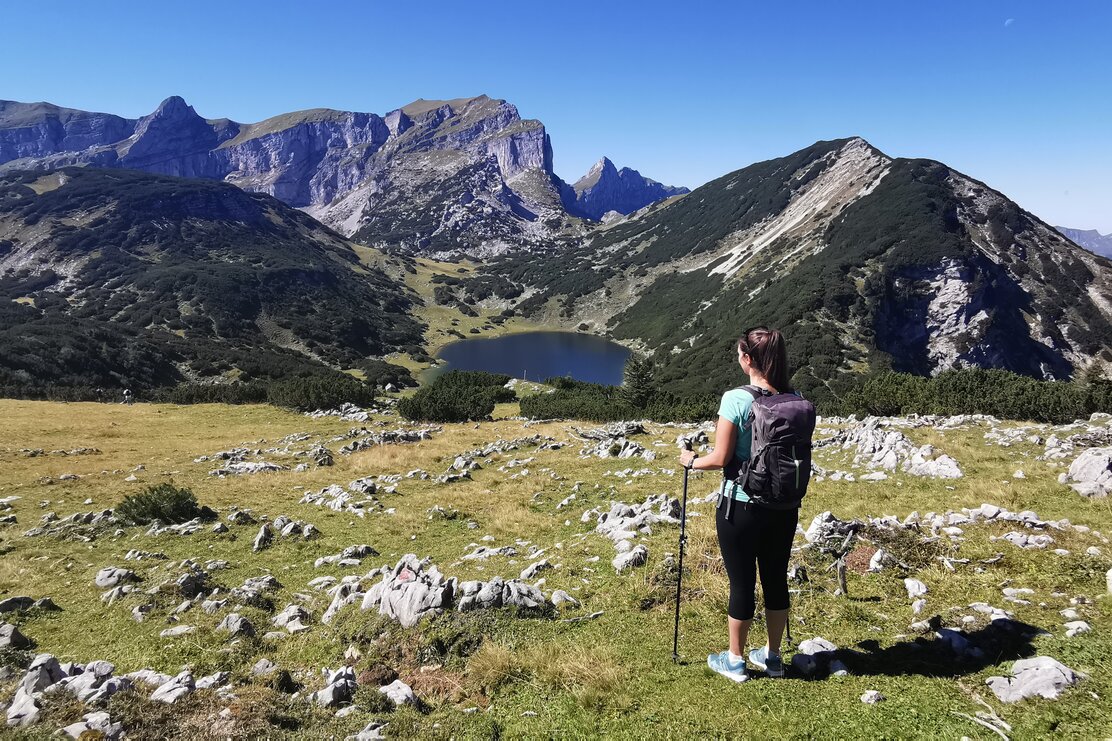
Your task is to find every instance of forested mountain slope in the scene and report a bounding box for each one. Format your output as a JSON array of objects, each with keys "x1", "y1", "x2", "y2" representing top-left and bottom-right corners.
[
  {"x1": 0, "y1": 168, "x2": 422, "y2": 390},
  {"x1": 491, "y1": 138, "x2": 1112, "y2": 404}
]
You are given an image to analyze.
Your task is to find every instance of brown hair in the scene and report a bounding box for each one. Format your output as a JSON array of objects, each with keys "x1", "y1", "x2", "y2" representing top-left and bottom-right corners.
[{"x1": 737, "y1": 326, "x2": 792, "y2": 392}]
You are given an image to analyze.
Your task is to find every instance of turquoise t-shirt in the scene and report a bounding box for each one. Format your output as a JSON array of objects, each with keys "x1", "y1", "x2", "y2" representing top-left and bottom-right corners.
[{"x1": 718, "y1": 387, "x2": 755, "y2": 501}]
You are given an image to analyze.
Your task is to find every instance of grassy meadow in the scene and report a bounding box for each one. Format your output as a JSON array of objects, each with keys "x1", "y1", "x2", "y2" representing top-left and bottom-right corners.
[{"x1": 0, "y1": 399, "x2": 1110, "y2": 739}]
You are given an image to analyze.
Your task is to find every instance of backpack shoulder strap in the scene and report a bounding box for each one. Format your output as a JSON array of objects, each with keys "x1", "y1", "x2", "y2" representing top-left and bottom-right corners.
[{"x1": 733, "y1": 385, "x2": 769, "y2": 434}]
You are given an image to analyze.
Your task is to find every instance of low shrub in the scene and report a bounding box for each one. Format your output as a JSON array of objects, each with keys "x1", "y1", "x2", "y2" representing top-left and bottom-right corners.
[
  {"x1": 115, "y1": 483, "x2": 213, "y2": 526},
  {"x1": 359, "y1": 359, "x2": 416, "y2": 389},
  {"x1": 266, "y1": 375, "x2": 375, "y2": 412},
  {"x1": 833, "y1": 369, "x2": 1112, "y2": 423},
  {"x1": 154, "y1": 382, "x2": 269, "y2": 405},
  {"x1": 397, "y1": 371, "x2": 513, "y2": 422},
  {"x1": 520, "y1": 376, "x2": 715, "y2": 422},
  {"x1": 397, "y1": 385, "x2": 497, "y2": 422}
]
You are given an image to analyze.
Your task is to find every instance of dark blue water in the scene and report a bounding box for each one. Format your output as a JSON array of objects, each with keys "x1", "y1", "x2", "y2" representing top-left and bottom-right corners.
[{"x1": 429, "y1": 331, "x2": 631, "y2": 385}]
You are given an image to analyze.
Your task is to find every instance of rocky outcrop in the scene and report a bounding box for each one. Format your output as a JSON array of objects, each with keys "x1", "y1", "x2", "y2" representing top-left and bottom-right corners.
[
  {"x1": 571, "y1": 157, "x2": 688, "y2": 219},
  {"x1": 1066, "y1": 447, "x2": 1112, "y2": 497},
  {"x1": 359, "y1": 555, "x2": 455, "y2": 628},
  {"x1": 814, "y1": 417, "x2": 964, "y2": 479}
]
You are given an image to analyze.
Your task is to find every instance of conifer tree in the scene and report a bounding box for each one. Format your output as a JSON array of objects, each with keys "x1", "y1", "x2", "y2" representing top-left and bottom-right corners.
[{"x1": 621, "y1": 355, "x2": 656, "y2": 408}]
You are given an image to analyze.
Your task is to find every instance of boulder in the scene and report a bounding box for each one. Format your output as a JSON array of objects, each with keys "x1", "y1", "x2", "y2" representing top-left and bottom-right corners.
[
  {"x1": 209, "y1": 461, "x2": 288, "y2": 476},
  {"x1": 54, "y1": 661, "x2": 130, "y2": 704},
  {"x1": 867, "y1": 549, "x2": 893, "y2": 572},
  {"x1": 216, "y1": 612, "x2": 256, "y2": 637},
  {"x1": 378, "y1": 678, "x2": 417, "y2": 707},
  {"x1": 804, "y1": 511, "x2": 862, "y2": 552},
  {"x1": 456, "y1": 577, "x2": 505, "y2": 611},
  {"x1": 61, "y1": 711, "x2": 124, "y2": 739},
  {"x1": 0, "y1": 596, "x2": 34, "y2": 613},
  {"x1": 126, "y1": 669, "x2": 173, "y2": 687},
  {"x1": 1067, "y1": 448, "x2": 1112, "y2": 497},
  {"x1": 0, "y1": 622, "x2": 31, "y2": 649},
  {"x1": 94, "y1": 567, "x2": 138, "y2": 589},
  {"x1": 349, "y1": 721, "x2": 388, "y2": 740},
  {"x1": 231, "y1": 575, "x2": 282, "y2": 605},
  {"x1": 22, "y1": 653, "x2": 65, "y2": 693},
  {"x1": 252, "y1": 658, "x2": 278, "y2": 676},
  {"x1": 159, "y1": 626, "x2": 195, "y2": 638},
  {"x1": 612, "y1": 544, "x2": 649, "y2": 573},
  {"x1": 1064, "y1": 620, "x2": 1091, "y2": 638},
  {"x1": 360, "y1": 555, "x2": 455, "y2": 628},
  {"x1": 520, "y1": 559, "x2": 552, "y2": 580},
  {"x1": 904, "y1": 578, "x2": 929, "y2": 599},
  {"x1": 195, "y1": 671, "x2": 229, "y2": 690},
  {"x1": 461, "y1": 545, "x2": 517, "y2": 561},
  {"x1": 252, "y1": 524, "x2": 273, "y2": 552},
  {"x1": 986, "y1": 656, "x2": 1082, "y2": 702},
  {"x1": 150, "y1": 670, "x2": 194, "y2": 703},
  {"x1": 503, "y1": 580, "x2": 546, "y2": 610},
  {"x1": 227, "y1": 509, "x2": 256, "y2": 525},
  {"x1": 790, "y1": 637, "x2": 841, "y2": 677},
  {"x1": 273, "y1": 604, "x2": 311, "y2": 633},
  {"x1": 310, "y1": 667, "x2": 357, "y2": 707},
  {"x1": 550, "y1": 590, "x2": 580, "y2": 608},
  {"x1": 6, "y1": 687, "x2": 40, "y2": 727}
]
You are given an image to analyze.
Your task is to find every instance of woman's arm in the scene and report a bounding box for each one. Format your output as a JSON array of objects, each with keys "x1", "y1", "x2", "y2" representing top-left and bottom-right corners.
[{"x1": 680, "y1": 416, "x2": 737, "y2": 471}]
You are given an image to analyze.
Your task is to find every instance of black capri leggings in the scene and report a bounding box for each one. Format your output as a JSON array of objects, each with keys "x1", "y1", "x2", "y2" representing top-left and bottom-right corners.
[{"x1": 716, "y1": 500, "x2": 799, "y2": 621}]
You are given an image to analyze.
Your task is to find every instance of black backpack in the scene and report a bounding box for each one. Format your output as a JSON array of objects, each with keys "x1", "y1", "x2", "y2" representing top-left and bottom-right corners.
[{"x1": 722, "y1": 385, "x2": 816, "y2": 510}]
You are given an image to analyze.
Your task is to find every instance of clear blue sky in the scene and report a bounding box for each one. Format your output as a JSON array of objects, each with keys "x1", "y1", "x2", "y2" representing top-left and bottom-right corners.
[{"x1": 3, "y1": 0, "x2": 1110, "y2": 231}]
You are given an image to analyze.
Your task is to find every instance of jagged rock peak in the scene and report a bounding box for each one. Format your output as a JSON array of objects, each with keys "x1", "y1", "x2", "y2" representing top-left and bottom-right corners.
[
  {"x1": 571, "y1": 156, "x2": 689, "y2": 219},
  {"x1": 574, "y1": 157, "x2": 618, "y2": 192},
  {"x1": 150, "y1": 95, "x2": 197, "y2": 118}
]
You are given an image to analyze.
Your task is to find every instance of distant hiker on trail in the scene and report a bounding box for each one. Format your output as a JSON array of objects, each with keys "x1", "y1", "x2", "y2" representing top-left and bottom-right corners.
[{"x1": 679, "y1": 327, "x2": 816, "y2": 682}]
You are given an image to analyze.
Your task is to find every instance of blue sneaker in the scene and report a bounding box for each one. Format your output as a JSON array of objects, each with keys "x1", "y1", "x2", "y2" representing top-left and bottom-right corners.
[
  {"x1": 748, "y1": 646, "x2": 784, "y2": 678},
  {"x1": 707, "y1": 650, "x2": 749, "y2": 683}
]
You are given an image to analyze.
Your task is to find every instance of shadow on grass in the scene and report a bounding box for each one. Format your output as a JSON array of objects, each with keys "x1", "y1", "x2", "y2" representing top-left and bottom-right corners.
[{"x1": 789, "y1": 618, "x2": 1044, "y2": 680}]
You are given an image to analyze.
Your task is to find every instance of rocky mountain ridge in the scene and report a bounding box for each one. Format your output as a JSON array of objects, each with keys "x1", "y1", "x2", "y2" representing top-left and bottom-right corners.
[
  {"x1": 489, "y1": 137, "x2": 1112, "y2": 403},
  {"x1": 0, "y1": 96, "x2": 686, "y2": 256},
  {"x1": 1057, "y1": 226, "x2": 1112, "y2": 259},
  {"x1": 1, "y1": 97, "x2": 1109, "y2": 400}
]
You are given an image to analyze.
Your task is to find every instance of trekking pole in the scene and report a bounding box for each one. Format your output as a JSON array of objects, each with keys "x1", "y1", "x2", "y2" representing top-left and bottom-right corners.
[{"x1": 672, "y1": 440, "x2": 692, "y2": 664}]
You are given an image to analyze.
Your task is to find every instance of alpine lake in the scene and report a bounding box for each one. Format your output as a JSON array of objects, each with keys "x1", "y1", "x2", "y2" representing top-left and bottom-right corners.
[{"x1": 425, "y1": 331, "x2": 631, "y2": 385}]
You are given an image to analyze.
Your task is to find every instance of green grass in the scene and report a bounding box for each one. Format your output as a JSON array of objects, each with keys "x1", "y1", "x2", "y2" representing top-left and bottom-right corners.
[
  {"x1": 0, "y1": 401, "x2": 1109, "y2": 738},
  {"x1": 400, "y1": 257, "x2": 561, "y2": 374}
]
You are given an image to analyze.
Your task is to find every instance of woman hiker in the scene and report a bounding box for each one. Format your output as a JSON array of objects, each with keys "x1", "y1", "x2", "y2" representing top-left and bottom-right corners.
[{"x1": 679, "y1": 326, "x2": 805, "y2": 682}]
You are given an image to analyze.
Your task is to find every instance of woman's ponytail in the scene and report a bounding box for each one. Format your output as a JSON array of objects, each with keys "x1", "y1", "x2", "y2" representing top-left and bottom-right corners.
[{"x1": 737, "y1": 327, "x2": 792, "y2": 392}]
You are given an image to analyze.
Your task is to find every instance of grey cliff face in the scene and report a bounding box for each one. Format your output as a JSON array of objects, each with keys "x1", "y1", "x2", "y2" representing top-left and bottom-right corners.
[
  {"x1": 0, "y1": 101, "x2": 135, "y2": 164},
  {"x1": 218, "y1": 112, "x2": 393, "y2": 206}
]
